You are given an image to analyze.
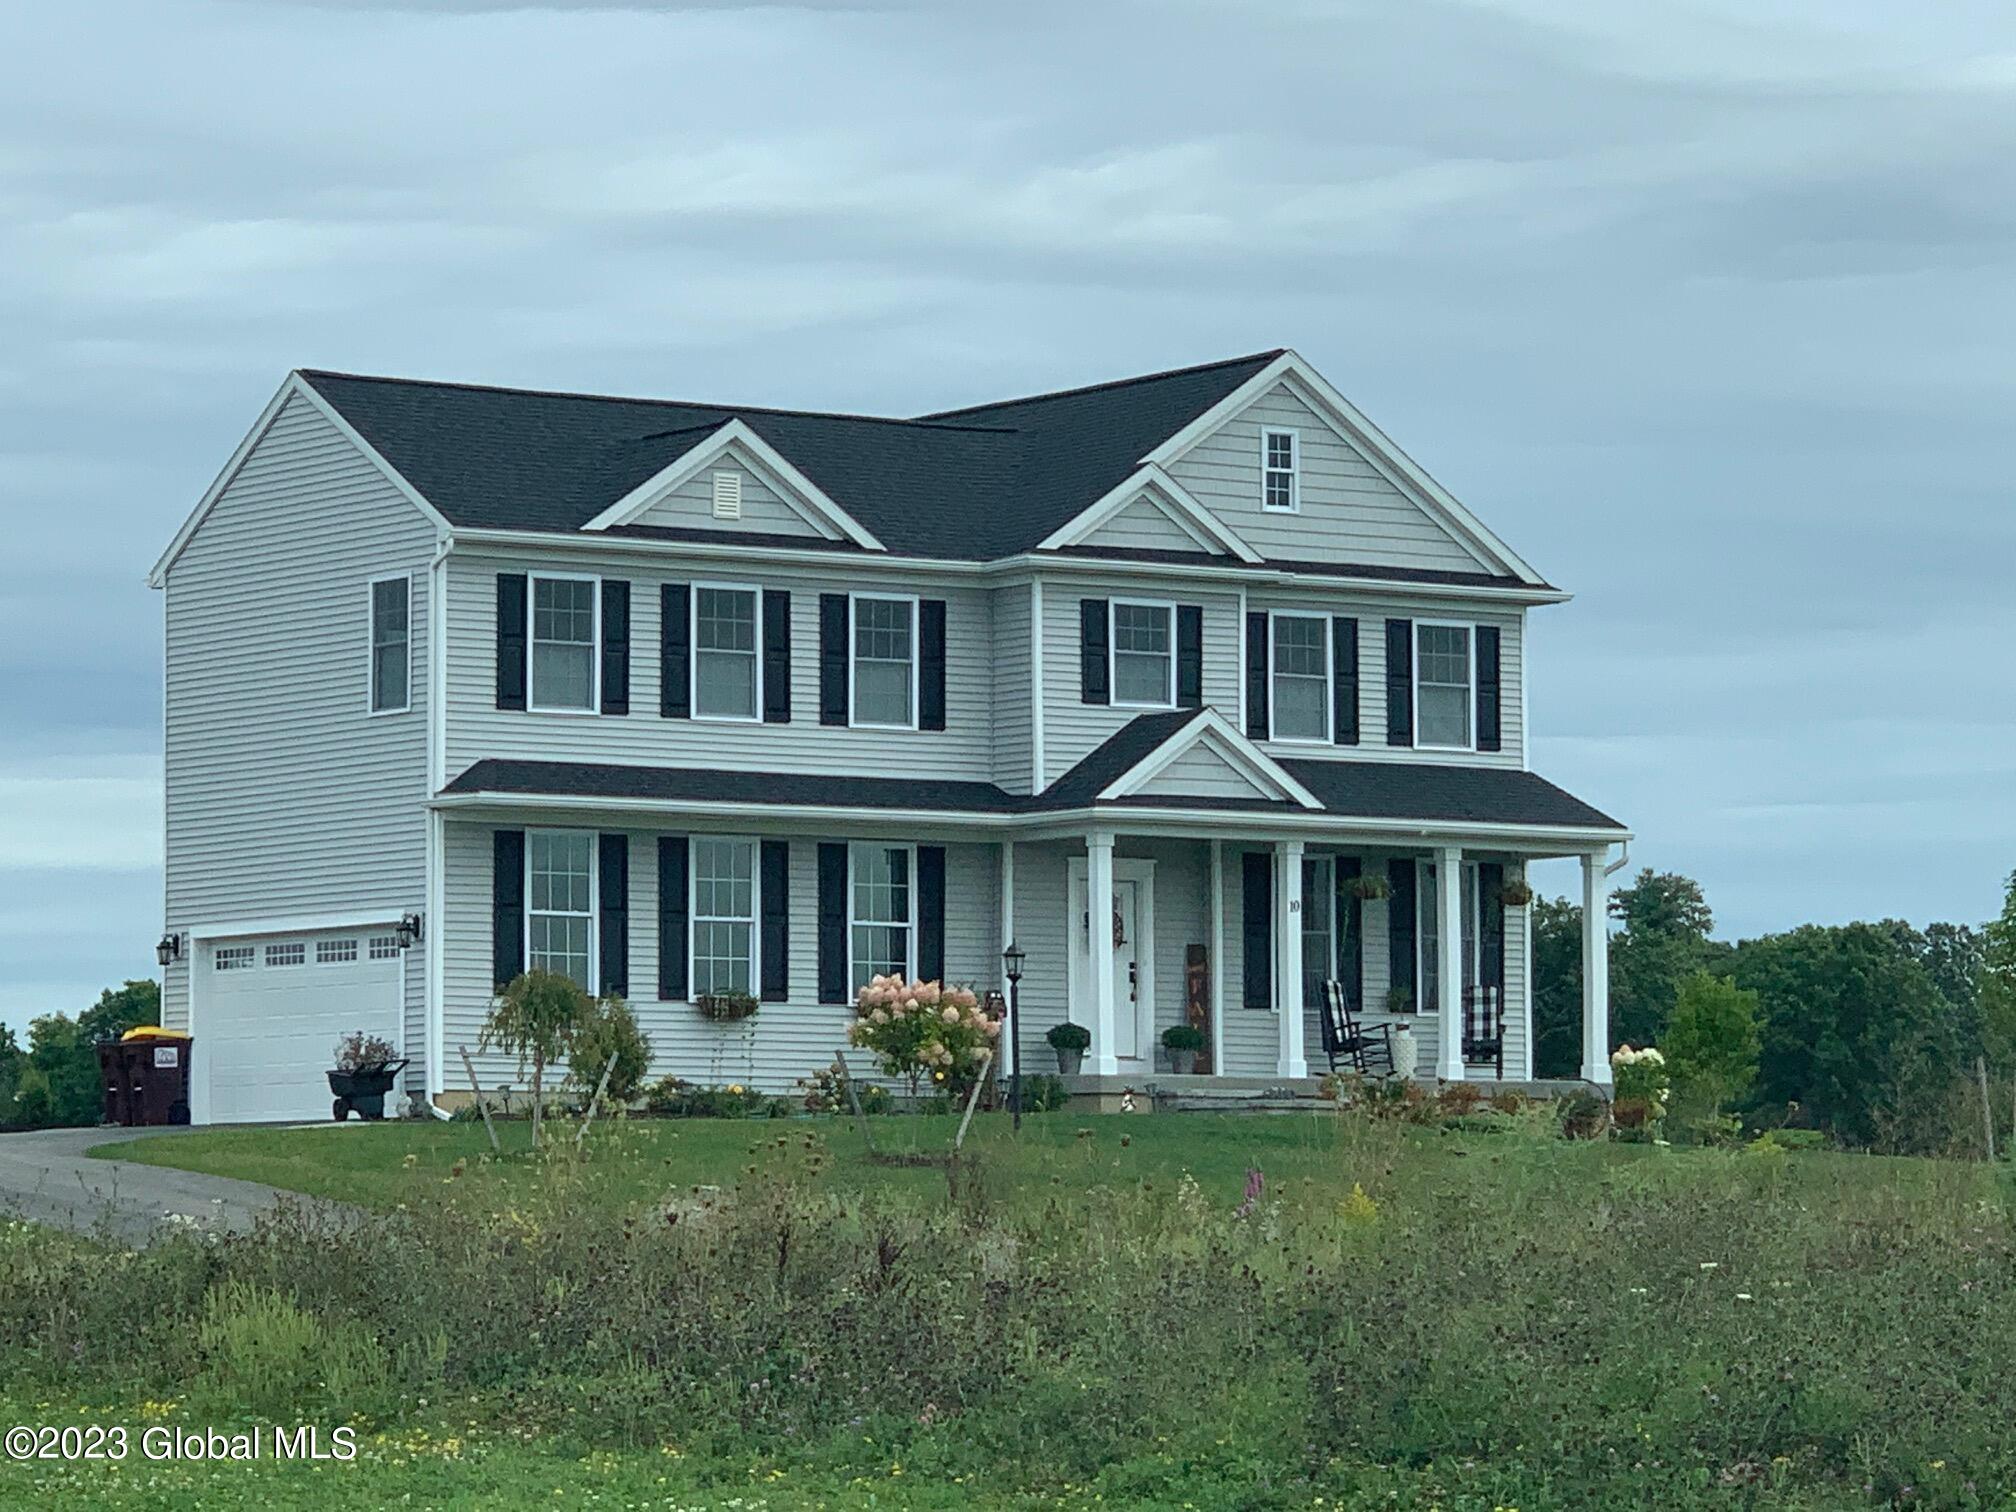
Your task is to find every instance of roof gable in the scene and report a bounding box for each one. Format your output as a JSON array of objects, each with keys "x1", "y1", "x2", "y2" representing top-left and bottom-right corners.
[{"x1": 1044, "y1": 709, "x2": 1321, "y2": 810}]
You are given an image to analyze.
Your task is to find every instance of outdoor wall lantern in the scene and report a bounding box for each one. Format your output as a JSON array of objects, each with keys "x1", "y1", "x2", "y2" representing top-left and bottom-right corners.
[
  {"x1": 396, "y1": 912, "x2": 425, "y2": 950},
  {"x1": 155, "y1": 932, "x2": 182, "y2": 967}
]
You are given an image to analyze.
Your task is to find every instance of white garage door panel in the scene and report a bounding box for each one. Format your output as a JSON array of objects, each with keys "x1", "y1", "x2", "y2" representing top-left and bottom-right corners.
[{"x1": 199, "y1": 933, "x2": 403, "y2": 1124}]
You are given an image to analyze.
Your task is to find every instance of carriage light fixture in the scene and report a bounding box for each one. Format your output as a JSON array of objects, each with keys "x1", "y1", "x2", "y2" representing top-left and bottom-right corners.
[
  {"x1": 155, "y1": 933, "x2": 182, "y2": 967},
  {"x1": 396, "y1": 912, "x2": 425, "y2": 950}
]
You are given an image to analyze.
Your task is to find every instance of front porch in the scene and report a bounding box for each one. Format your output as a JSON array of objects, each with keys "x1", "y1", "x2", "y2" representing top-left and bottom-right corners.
[{"x1": 1054, "y1": 1070, "x2": 1599, "y2": 1115}]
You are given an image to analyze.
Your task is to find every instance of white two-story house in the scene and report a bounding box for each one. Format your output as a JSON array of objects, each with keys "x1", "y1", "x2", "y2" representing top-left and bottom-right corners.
[{"x1": 150, "y1": 349, "x2": 1627, "y2": 1123}]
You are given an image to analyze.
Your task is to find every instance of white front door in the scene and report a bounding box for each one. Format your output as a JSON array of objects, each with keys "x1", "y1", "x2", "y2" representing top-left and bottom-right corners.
[{"x1": 1067, "y1": 860, "x2": 1156, "y2": 1065}]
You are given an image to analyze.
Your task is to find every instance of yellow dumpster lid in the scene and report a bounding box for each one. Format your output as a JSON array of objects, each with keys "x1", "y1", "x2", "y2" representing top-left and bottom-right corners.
[{"x1": 120, "y1": 1025, "x2": 190, "y2": 1041}]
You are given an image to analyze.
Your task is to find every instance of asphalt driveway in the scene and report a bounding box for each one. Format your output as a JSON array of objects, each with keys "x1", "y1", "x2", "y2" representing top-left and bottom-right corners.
[{"x1": 0, "y1": 1125, "x2": 340, "y2": 1245}]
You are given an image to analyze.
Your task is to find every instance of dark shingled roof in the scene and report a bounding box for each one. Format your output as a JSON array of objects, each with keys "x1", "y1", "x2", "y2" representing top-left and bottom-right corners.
[
  {"x1": 442, "y1": 742, "x2": 1624, "y2": 833},
  {"x1": 299, "y1": 351, "x2": 1283, "y2": 562}
]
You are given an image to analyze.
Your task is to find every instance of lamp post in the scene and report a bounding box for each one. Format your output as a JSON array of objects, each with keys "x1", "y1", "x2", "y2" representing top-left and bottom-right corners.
[{"x1": 1002, "y1": 941, "x2": 1026, "y2": 1133}]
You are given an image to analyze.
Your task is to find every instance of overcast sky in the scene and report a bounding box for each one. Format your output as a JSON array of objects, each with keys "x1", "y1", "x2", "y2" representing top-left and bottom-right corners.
[{"x1": 3, "y1": 0, "x2": 2013, "y2": 1031}]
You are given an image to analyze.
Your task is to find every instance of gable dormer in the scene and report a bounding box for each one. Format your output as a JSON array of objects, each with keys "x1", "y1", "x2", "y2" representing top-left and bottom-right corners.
[{"x1": 628, "y1": 442, "x2": 830, "y2": 540}]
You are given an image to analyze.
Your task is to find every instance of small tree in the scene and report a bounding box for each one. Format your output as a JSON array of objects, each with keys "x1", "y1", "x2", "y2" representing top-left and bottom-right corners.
[
  {"x1": 1662, "y1": 971, "x2": 1761, "y2": 1111},
  {"x1": 481, "y1": 970, "x2": 593, "y2": 1147},
  {"x1": 569, "y1": 995, "x2": 652, "y2": 1107}
]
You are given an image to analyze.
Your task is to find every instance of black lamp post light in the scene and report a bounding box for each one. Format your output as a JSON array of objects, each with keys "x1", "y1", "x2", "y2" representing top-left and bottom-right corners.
[
  {"x1": 155, "y1": 933, "x2": 181, "y2": 968},
  {"x1": 1002, "y1": 940, "x2": 1026, "y2": 1132}
]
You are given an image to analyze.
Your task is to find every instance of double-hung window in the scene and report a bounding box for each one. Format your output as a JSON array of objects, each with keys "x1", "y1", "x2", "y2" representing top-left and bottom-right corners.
[
  {"x1": 1301, "y1": 855, "x2": 1335, "y2": 1009},
  {"x1": 690, "y1": 838, "x2": 756, "y2": 997},
  {"x1": 368, "y1": 576, "x2": 410, "y2": 714},
  {"x1": 851, "y1": 595, "x2": 916, "y2": 728},
  {"x1": 527, "y1": 831, "x2": 595, "y2": 989},
  {"x1": 530, "y1": 576, "x2": 598, "y2": 712},
  {"x1": 850, "y1": 843, "x2": 914, "y2": 992},
  {"x1": 693, "y1": 585, "x2": 760, "y2": 721},
  {"x1": 1110, "y1": 600, "x2": 1174, "y2": 708},
  {"x1": 1270, "y1": 613, "x2": 1330, "y2": 741},
  {"x1": 1416, "y1": 859, "x2": 1479, "y2": 1014},
  {"x1": 1414, "y1": 622, "x2": 1473, "y2": 750},
  {"x1": 1262, "y1": 428, "x2": 1298, "y2": 511}
]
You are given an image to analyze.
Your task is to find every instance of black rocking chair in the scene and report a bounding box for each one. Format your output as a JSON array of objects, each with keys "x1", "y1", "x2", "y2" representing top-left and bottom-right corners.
[
  {"x1": 1462, "y1": 986, "x2": 1506, "y2": 1080},
  {"x1": 1320, "y1": 979, "x2": 1396, "y2": 1077}
]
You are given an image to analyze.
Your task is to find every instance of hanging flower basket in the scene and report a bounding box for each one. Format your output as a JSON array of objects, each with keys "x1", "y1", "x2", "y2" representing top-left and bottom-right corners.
[
  {"x1": 1498, "y1": 877, "x2": 1534, "y2": 908},
  {"x1": 1348, "y1": 873, "x2": 1391, "y2": 901},
  {"x1": 695, "y1": 991, "x2": 760, "y2": 1023}
]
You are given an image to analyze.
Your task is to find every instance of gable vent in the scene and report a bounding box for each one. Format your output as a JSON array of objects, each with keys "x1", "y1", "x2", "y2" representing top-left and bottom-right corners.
[{"x1": 711, "y1": 470, "x2": 743, "y2": 520}]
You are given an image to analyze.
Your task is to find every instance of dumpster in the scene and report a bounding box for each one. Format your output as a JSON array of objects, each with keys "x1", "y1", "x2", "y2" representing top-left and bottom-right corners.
[{"x1": 97, "y1": 1029, "x2": 193, "y2": 1126}]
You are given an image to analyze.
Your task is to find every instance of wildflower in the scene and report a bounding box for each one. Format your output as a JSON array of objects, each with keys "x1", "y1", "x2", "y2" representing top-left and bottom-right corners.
[{"x1": 1699, "y1": 1261, "x2": 1719, "y2": 1271}]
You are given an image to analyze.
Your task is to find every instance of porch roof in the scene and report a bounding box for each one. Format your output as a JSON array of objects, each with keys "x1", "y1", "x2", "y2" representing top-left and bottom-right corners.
[{"x1": 440, "y1": 750, "x2": 1625, "y2": 834}]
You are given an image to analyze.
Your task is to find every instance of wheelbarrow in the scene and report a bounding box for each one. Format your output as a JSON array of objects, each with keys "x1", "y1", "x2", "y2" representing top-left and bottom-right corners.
[{"x1": 327, "y1": 1059, "x2": 411, "y2": 1121}]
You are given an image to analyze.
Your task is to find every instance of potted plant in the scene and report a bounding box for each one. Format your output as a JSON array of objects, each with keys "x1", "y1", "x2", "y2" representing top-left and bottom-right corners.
[
  {"x1": 1161, "y1": 1023, "x2": 1206, "y2": 1075},
  {"x1": 327, "y1": 1030, "x2": 405, "y2": 1121},
  {"x1": 1385, "y1": 986, "x2": 1413, "y2": 1015},
  {"x1": 695, "y1": 990, "x2": 760, "y2": 1023},
  {"x1": 1498, "y1": 872, "x2": 1534, "y2": 907},
  {"x1": 1047, "y1": 1021, "x2": 1091, "y2": 1076},
  {"x1": 1348, "y1": 872, "x2": 1391, "y2": 901}
]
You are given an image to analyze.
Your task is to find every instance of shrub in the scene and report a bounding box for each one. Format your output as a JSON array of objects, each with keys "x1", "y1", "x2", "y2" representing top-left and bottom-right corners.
[
  {"x1": 798, "y1": 1062, "x2": 892, "y2": 1115},
  {"x1": 643, "y1": 1077, "x2": 776, "y2": 1118},
  {"x1": 847, "y1": 977, "x2": 999, "y2": 1097},
  {"x1": 1018, "y1": 1073, "x2": 1070, "y2": 1112},
  {"x1": 482, "y1": 970, "x2": 595, "y2": 1146},
  {"x1": 1046, "y1": 1021, "x2": 1091, "y2": 1052},
  {"x1": 569, "y1": 995, "x2": 652, "y2": 1105},
  {"x1": 1557, "y1": 1089, "x2": 1610, "y2": 1139},
  {"x1": 1610, "y1": 1045, "x2": 1671, "y2": 1139},
  {"x1": 1161, "y1": 1023, "x2": 1206, "y2": 1052},
  {"x1": 1661, "y1": 971, "x2": 1761, "y2": 1107}
]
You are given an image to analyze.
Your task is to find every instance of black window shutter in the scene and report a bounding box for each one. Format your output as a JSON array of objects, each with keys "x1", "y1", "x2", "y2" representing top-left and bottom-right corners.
[
  {"x1": 760, "y1": 840, "x2": 790, "y2": 1001},
  {"x1": 1336, "y1": 856, "x2": 1363, "y2": 1008},
  {"x1": 598, "y1": 833, "x2": 628, "y2": 996},
  {"x1": 659, "y1": 584, "x2": 690, "y2": 719},
  {"x1": 762, "y1": 590, "x2": 792, "y2": 724},
  {"x1": 819, "y1": 595, "x2": 849, "y2": 726},
  {"x1": 1385, "y1": 619, "x2": 1414, "y2": 747},
  {"x1": 1079, "y1": 599, "x2": 1109, "y2": 705},
  {"x1": 1476, "y1": 626, "x2": 1502, "y2": 752},
  {"x1": 1478, "y1": 861, "x2": 1506, "y2": 994},
  {"x1": 917, "y1": 845, "x2": 946, "y2": 981},
  {"x1": 817, "y1": 843, "x2": 848, "y2": 1003},
  {"x1": 1175, "y1": 605, "x2": 1204, "y2": 708},
  {"x1": 1245, "y1": 611, "x2": 1270, "y2": 740},
  {"x1": 600, "y1": 580, "x2": 630, "y2": 716},
  {"x1": 1387, "y1": 858, "x2": 1417, "y2": 1010},
  {"x1": 495, "y1": 575, "x2": 527, "y2": 711},
  {"x1": 657, "y1": 837, "x2": 688, "y2": 1001},
  {"x1": 492, "y1": 829, "x2": 525, "y2": 989},
  {"x1": 1333, "y1": 616, "x2": 1359, "y2": 746},
  {"x1": 1241, "y1": 850, "x2": 1272, "y2": 1010},
  {"x1": 919, "y1": 600, "x2": 947, "y2": 731}
]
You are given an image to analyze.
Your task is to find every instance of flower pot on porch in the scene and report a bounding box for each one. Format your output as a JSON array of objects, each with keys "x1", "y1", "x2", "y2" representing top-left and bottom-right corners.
[
  {"x1": 1390, "y1": 1023, "x2": 1418, "y2": 1081},
  {"x1": 1168, "y1": 1049, "x2": 1198, "y2": 1075},
  {"x1": 1054, "y1": 1047, "x2": 1084, "y2": 1077}
]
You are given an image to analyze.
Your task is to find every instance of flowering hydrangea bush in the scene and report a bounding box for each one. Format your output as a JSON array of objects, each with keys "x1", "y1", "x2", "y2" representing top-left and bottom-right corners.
[
  {"x1": 1610, "y1": 1044, "x2": 1671, "y2": 1138},
  {"x1": 845, "y1": 976, "x2": 1000, "y2": 1096}
]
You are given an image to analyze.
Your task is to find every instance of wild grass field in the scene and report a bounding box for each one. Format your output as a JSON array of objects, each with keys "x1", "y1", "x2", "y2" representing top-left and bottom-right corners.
[{"x1": 4, "y1": 1108, "x2": 2012, "y2": 1509}]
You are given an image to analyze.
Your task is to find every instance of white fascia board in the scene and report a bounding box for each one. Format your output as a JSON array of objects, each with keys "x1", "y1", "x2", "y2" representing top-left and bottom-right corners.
[
  {"x1": 1098, "y1": 709, "x2": 1323, "y2": 809},
  {"x1": 1037, "y1": 464, "x2": 1262, "y2": 563},
  {"x1": 579, "y1": 418, "x2": 885, "y2": 551},
  {"x1": 186, "y1": 908, "x2": 404, "y2": 941},
  {"x1": 446, "y1": 527, "x2": 1572, "y2": 604},
  {"x1": 149, "y1": 373, "x2": 452, "y2": 589},
  {"x1": 1141, "y1": 350, "x2": 1550, "y2": 588}
]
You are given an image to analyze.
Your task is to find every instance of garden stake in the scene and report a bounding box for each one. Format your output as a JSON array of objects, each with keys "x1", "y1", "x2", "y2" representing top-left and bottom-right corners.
[
  {"x1": 953, "y1": 1050, "x2": 995, "y2": 1153},
  {"x1": 575, "y1": 1052, "x2": 620, "y2": 1149},
  {"x1": 459, "y1": 1045, "x2": 500, "y2": 1155},
  {"x1": 833, "y1": 1050, "x2": 879, "y2": 1156}
]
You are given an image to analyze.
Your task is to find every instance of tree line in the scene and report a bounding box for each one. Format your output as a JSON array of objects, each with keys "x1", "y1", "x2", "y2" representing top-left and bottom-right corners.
[
  {"x1": 0, "y1": 980, "x2": 159, "y2": 1127},
  {"x1": 1535, "y1": 867, "x2": 2016, "y2": 1152}
]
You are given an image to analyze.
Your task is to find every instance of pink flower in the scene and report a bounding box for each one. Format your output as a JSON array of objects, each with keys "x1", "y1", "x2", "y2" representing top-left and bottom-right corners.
[
  {"x1": 941, "y1": 1006, "x2": 959, "y2": 1025},
  {"x1": 920, "y1": 981, "x2": 942, "y2": 1006},
  {"x1": 982, "y1": 1020, "x2": 1000, "y2": 1037}
]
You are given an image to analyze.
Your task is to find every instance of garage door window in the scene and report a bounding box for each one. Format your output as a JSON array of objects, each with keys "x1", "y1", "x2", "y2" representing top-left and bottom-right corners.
[
  {"x1": 528, "y1": 832, "x2": 595, "y2": 989},
  {"x1": 317, "y1": 939, "x2": 358, "y2": 965},
  {"x1": 215, "y1": 945, "x2": 253, "y2": 972},
  {"x1": 265, "y1": 942, "x2": 305, "y2": 968},
  {"x1": 368, "y1": 935, "x2": 401, "y2": 960}
]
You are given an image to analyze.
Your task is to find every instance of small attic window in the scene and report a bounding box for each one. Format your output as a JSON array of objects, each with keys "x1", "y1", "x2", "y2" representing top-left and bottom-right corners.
[
  {"x1": 1261, "y1": 429, "x2": 1298, "y2": 512},
  {"x1": 711, "y1": 470, "x2": 743, "y2": 520}
]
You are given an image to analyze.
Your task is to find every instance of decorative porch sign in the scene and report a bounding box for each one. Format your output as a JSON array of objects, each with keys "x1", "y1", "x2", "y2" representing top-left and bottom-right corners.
[{"x1": 1185, "y1": 944, "x2": 1211, "y2": 1075}]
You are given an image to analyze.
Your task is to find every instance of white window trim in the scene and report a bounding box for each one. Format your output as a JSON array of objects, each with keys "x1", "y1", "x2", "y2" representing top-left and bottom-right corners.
[
  {"x1": 687, "y1": 834, "x2": 760, "y2": 1002},
  {"x1": 1266, "y1": 610, "x2": 1332, "y2": 745},
  {"x1": 528, "y1": 572, "x2": 602, "y2": 717},
  {"x1": 524, "y1": 828, "x2": 599, "y2": 994},
  {"x1": 689, "y1": 580, "x2": 764, "y2": 725},
  {"x1": 1415, "y1": 859, "x2": 1481, "y2": 1014},
  {"x1": 366, "y1": 573, "x2": 413, "y2": 717},
  {"x1": 1108, "y1": 597, "x2": 1177, "y2": 711},
  {"x1": 847, "y1": 841, "x2": 918, "y2": 992},
  {"x1": 848, "y1": 591, "x2": 920, "y2": 731},
  {"x1": 1260, "y1": 426, "x2": 1300, "y2": 513},
  {"x1": 1412, "y1": 618, "x2": 1477, "y2": 753}
]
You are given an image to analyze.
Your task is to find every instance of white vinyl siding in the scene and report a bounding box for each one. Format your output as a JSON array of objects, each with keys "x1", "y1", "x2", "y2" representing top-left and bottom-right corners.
[
  {"x1": 692, "y1": 585, "x2": 760, "y2": 721},
  {"x1": 527, "y1": 831, "x2": 595, "y2": 989},
  {"x1": 691, "y1": 838, "x2": 756, "y2": 997},
  {"x1": 989, "y1": 583, "x2": 1034, "y2": 793},
  {"x1": 1081, "y1": 493, "x2": 1210, "y2": 553},
  {"x1": 630, "y1": 445, "x2": 829, "y2": 539},
  {"x1": 160, "y1": 392, "x2": 431, "y2": 1087},
  {"x1": 530, "y1": 575, "x2": 597, "y2": 712}
]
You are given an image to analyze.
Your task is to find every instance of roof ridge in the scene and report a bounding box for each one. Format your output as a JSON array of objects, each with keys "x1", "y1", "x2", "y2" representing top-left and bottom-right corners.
[
  {"x1": 296, "y1": 368, "x2": 1018, "y2": 435},
  {"x1": 914, "y1": 349, "x2": 1286, "y2": 420}
]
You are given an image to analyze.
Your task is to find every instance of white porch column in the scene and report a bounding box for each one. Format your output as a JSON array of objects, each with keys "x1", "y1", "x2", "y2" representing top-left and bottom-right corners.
[
  {"x1": 1581, "y1": 851, "x2": 1613, "y2": 1084},
  {"x1": 1209, "y1": 839, "x2": 1226, "y2": 1077},
  {"x1": 1087, "y1": 831, "x2": 1119, "y2": 1076},
  {"x1": 1436, "y1": 845, "x2": 1465, "y2": 1081},
  {"x1": 998, "y1": 840, "x2": 1015, "y2": 1077},
  {"x1": 1276, "y1": 838, "x2": 1307, "y2": 1078}
]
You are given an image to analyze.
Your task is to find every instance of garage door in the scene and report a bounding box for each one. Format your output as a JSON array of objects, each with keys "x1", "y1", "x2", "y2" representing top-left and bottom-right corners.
[{"x1": 197, "y1": 929, "x2": 405, "y2": 1124}]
